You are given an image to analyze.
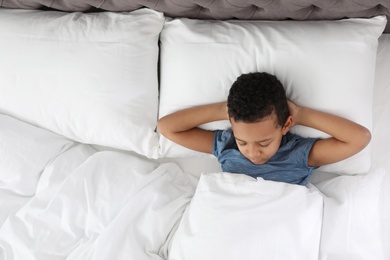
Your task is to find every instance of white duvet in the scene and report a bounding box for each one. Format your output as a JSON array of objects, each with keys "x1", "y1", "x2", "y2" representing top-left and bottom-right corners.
[
  {"x1": 0, "y1": 114, "x2": 385, "y2": 260},
  {"x1": 0, "y1": 151, "x2": 197, "y2": 259},
  {"x1": 0, "y1": 115, "x2": 196, "y2": 259}
]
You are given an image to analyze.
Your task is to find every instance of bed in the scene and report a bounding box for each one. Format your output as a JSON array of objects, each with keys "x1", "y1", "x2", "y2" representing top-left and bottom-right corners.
[{"x1": 0, "y1": 1, "x2": 389, "y2": 259}]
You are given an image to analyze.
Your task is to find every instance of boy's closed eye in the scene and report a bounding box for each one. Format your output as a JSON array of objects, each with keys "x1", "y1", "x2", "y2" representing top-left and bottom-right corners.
[
  {"x1": 237, "y1": 141, "x2": 246, "y2": 146},
  {"x1": 259, "y1": 142, "x2": 271, "y2": 147},
  {"x1": 235, "y1": 138, "x2": 272, "y2": 147}
]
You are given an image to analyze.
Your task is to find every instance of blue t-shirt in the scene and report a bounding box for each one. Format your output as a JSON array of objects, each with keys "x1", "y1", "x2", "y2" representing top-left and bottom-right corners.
[{"x1": 212, "y1": 129, "x2": 319, "y2": 185}]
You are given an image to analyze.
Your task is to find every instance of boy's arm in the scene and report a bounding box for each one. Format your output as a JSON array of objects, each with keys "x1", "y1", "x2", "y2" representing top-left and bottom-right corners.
[
  {"x1": 288, "y1": 101, "x2": 371, "y2": 167},
  {"x1": 157, "y1": 102, "x2": 228, "y2": 154}
]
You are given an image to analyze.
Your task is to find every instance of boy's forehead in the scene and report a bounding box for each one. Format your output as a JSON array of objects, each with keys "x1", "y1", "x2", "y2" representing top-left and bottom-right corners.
[
  {"x1": 231, "y1": 111, "x2": 280, "y2": 128},
  {"x1": 231, "y1": 113, "x2": 281, "y2": 142}
]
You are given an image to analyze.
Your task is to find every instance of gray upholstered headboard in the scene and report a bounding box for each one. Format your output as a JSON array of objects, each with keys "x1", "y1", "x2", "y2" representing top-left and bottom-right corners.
[{"x1": 1, "y1": 0, "x2": 389, "y2": 33}]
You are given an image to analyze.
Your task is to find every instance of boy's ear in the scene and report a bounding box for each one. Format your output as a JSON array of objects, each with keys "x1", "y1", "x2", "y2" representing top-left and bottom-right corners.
[{"x1": 282, "y1": 115, "x2": 294, "y2": 135}]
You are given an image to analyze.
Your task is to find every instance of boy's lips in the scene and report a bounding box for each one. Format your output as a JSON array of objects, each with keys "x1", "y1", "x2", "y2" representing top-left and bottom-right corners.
[{"x1": 250, "y1": 158, "x2": 267, "y2": 165}]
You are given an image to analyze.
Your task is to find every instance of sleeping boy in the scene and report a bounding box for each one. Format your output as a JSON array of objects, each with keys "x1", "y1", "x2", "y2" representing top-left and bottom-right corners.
[{"x1": 157, "y1": 72, "x2": 371, "y2": 185}]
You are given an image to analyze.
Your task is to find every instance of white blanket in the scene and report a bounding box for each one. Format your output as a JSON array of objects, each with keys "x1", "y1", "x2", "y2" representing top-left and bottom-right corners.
[
  {"x1": 0, "y1": 147, "x2": 196, "y2": 259},
  {"x1": 0, "y1": 115, "x2": 197, "y2": 259},
  {"x1": 167, "y1": 173, "x2": 324, "y2": 260},
  {"x1": 0, "y1": 114, "x2": 385, "y2": 259}
]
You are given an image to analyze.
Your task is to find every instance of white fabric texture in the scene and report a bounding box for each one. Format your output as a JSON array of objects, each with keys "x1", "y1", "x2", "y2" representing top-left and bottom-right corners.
[
  {"x1": 0, "y1": 150, "x2": 196, "y2": 260},
  {"x1": 314, "y1": 168, "x2": 386, "y2": 260},
  {"x1": 372, "y1": 34, "x2": 390, "y2": 259},
  {"x1": 168, "y1": 172, "x2": 323, "y2": 260},
  {"x1": 0, "y1": 8, "x2": 163, "y2": 158},
  {"x1": 372, "y1": 35, "x2": 390, "y2": 171},
  {"x1": 158, "y1": 16, "x2": 387, "y2": 174},
  {"x1": 0, "y1": 9, "x2": 389, "y2": 260},
  {"x1": 0, "y1": 114, "x2": 74, "y2": 196}
]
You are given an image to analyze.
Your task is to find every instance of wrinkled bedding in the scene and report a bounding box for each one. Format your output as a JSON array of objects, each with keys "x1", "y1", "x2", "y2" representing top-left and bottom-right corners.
[
  {"x1": 0, "y1": 114, "x2": 325, "y2": 260},
  {"x1": 0, "y1": 112, "x2": 386, "y2": 260},
  {"x1": 0, "y1": 114, "x2": 323, "y2": 259},
  {"x1": 0, "y1": 116, "x2": 196, "y2": 259},
  {"x1": 0, "y1": 9, "x2": 389, "y2": 259}
]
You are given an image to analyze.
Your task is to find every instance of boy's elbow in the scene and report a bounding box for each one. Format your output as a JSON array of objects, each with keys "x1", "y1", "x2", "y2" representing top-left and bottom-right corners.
[
  {"x1": 157, "y1": 118, "x2": 167, "y2": 137},
  {"x1": 157, "y1": 117, "x2": 175, "y2": 139},
  {"x1": 358, "y1": 127, "x2": 371, "y2": 150}
]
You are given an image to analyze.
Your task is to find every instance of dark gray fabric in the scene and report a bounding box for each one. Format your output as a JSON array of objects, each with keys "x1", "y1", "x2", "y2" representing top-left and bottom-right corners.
[{"x1": 1, "y1": 0, "x2": 389, "y2": 32}]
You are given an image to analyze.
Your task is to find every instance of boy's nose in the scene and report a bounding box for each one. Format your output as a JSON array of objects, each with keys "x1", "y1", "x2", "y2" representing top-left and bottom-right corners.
[{"x1": 247, "y1": 146, "x2": 261, "y2": 159}]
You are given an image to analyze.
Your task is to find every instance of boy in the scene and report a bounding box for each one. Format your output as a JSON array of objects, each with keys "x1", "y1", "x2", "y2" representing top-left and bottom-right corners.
[{"x1": 157, "y1": 72, "x2": 371, "y2": 185}]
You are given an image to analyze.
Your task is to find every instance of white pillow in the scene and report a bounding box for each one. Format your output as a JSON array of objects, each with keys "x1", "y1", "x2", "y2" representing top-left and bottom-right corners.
[
  {"x1": 158, "y1": 16, "x2": 387, "y2": 174},
  {"x1": 0, "y1": 8, "x2": 164, "y2": 158},
  {"x1": 168, "y1": 172, "x2": 323, "y2": 260},
  {"x1": 0, "y1": 114, "x2": 74, "y2": 196},
  {"x1": 372, "y1": 34, "x2": 390, "y2": 171},
  {"x1": 314, "y1": 168, "x2": 386, "y2": 260}
]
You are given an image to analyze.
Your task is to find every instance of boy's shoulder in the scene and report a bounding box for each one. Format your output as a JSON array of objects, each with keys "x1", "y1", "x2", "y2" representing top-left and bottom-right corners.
[
  {"x1": 283, "y1": 131, "x2": 302, "y2": 145},
  {"x1": 213, "y1": 129, "x2": 318, "y2": 157},
  {"x1": 282, "y1": 131, "x2": 317, "y2": 147},
  {"x1": 279, "y1": 132, "x2": 319, "y2": 161},
  {"x1": 214, "y1": 128, "x2": 233, "y2": 140},
  {"x1": 212, "y1": 128, "x2": 236, "y2": 157}
]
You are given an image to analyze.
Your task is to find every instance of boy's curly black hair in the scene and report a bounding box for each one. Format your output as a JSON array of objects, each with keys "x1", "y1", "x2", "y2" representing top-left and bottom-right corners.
[{"x1": 227, "y1": 72, "x2": 290, "y2": 127}]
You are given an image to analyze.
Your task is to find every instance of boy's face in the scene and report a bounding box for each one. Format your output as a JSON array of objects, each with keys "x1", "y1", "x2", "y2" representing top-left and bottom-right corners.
[{"x1": 231, "y1": 112, "x2": 292, "y2": 165}]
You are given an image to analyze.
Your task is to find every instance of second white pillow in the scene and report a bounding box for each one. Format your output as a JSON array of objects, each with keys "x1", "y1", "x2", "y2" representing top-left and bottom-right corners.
[{"x1": 158, "y1": 16, "x2": 387, "y2": 173}]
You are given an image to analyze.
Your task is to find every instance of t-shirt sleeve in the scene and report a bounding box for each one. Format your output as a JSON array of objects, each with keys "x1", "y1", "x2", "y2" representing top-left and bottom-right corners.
[
  {"x1": 294, "y1": 136, "x2": 320, "y2": 170},
  {"x1": 212, "y1": 129, "x2": 232, "y2": 158}
]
